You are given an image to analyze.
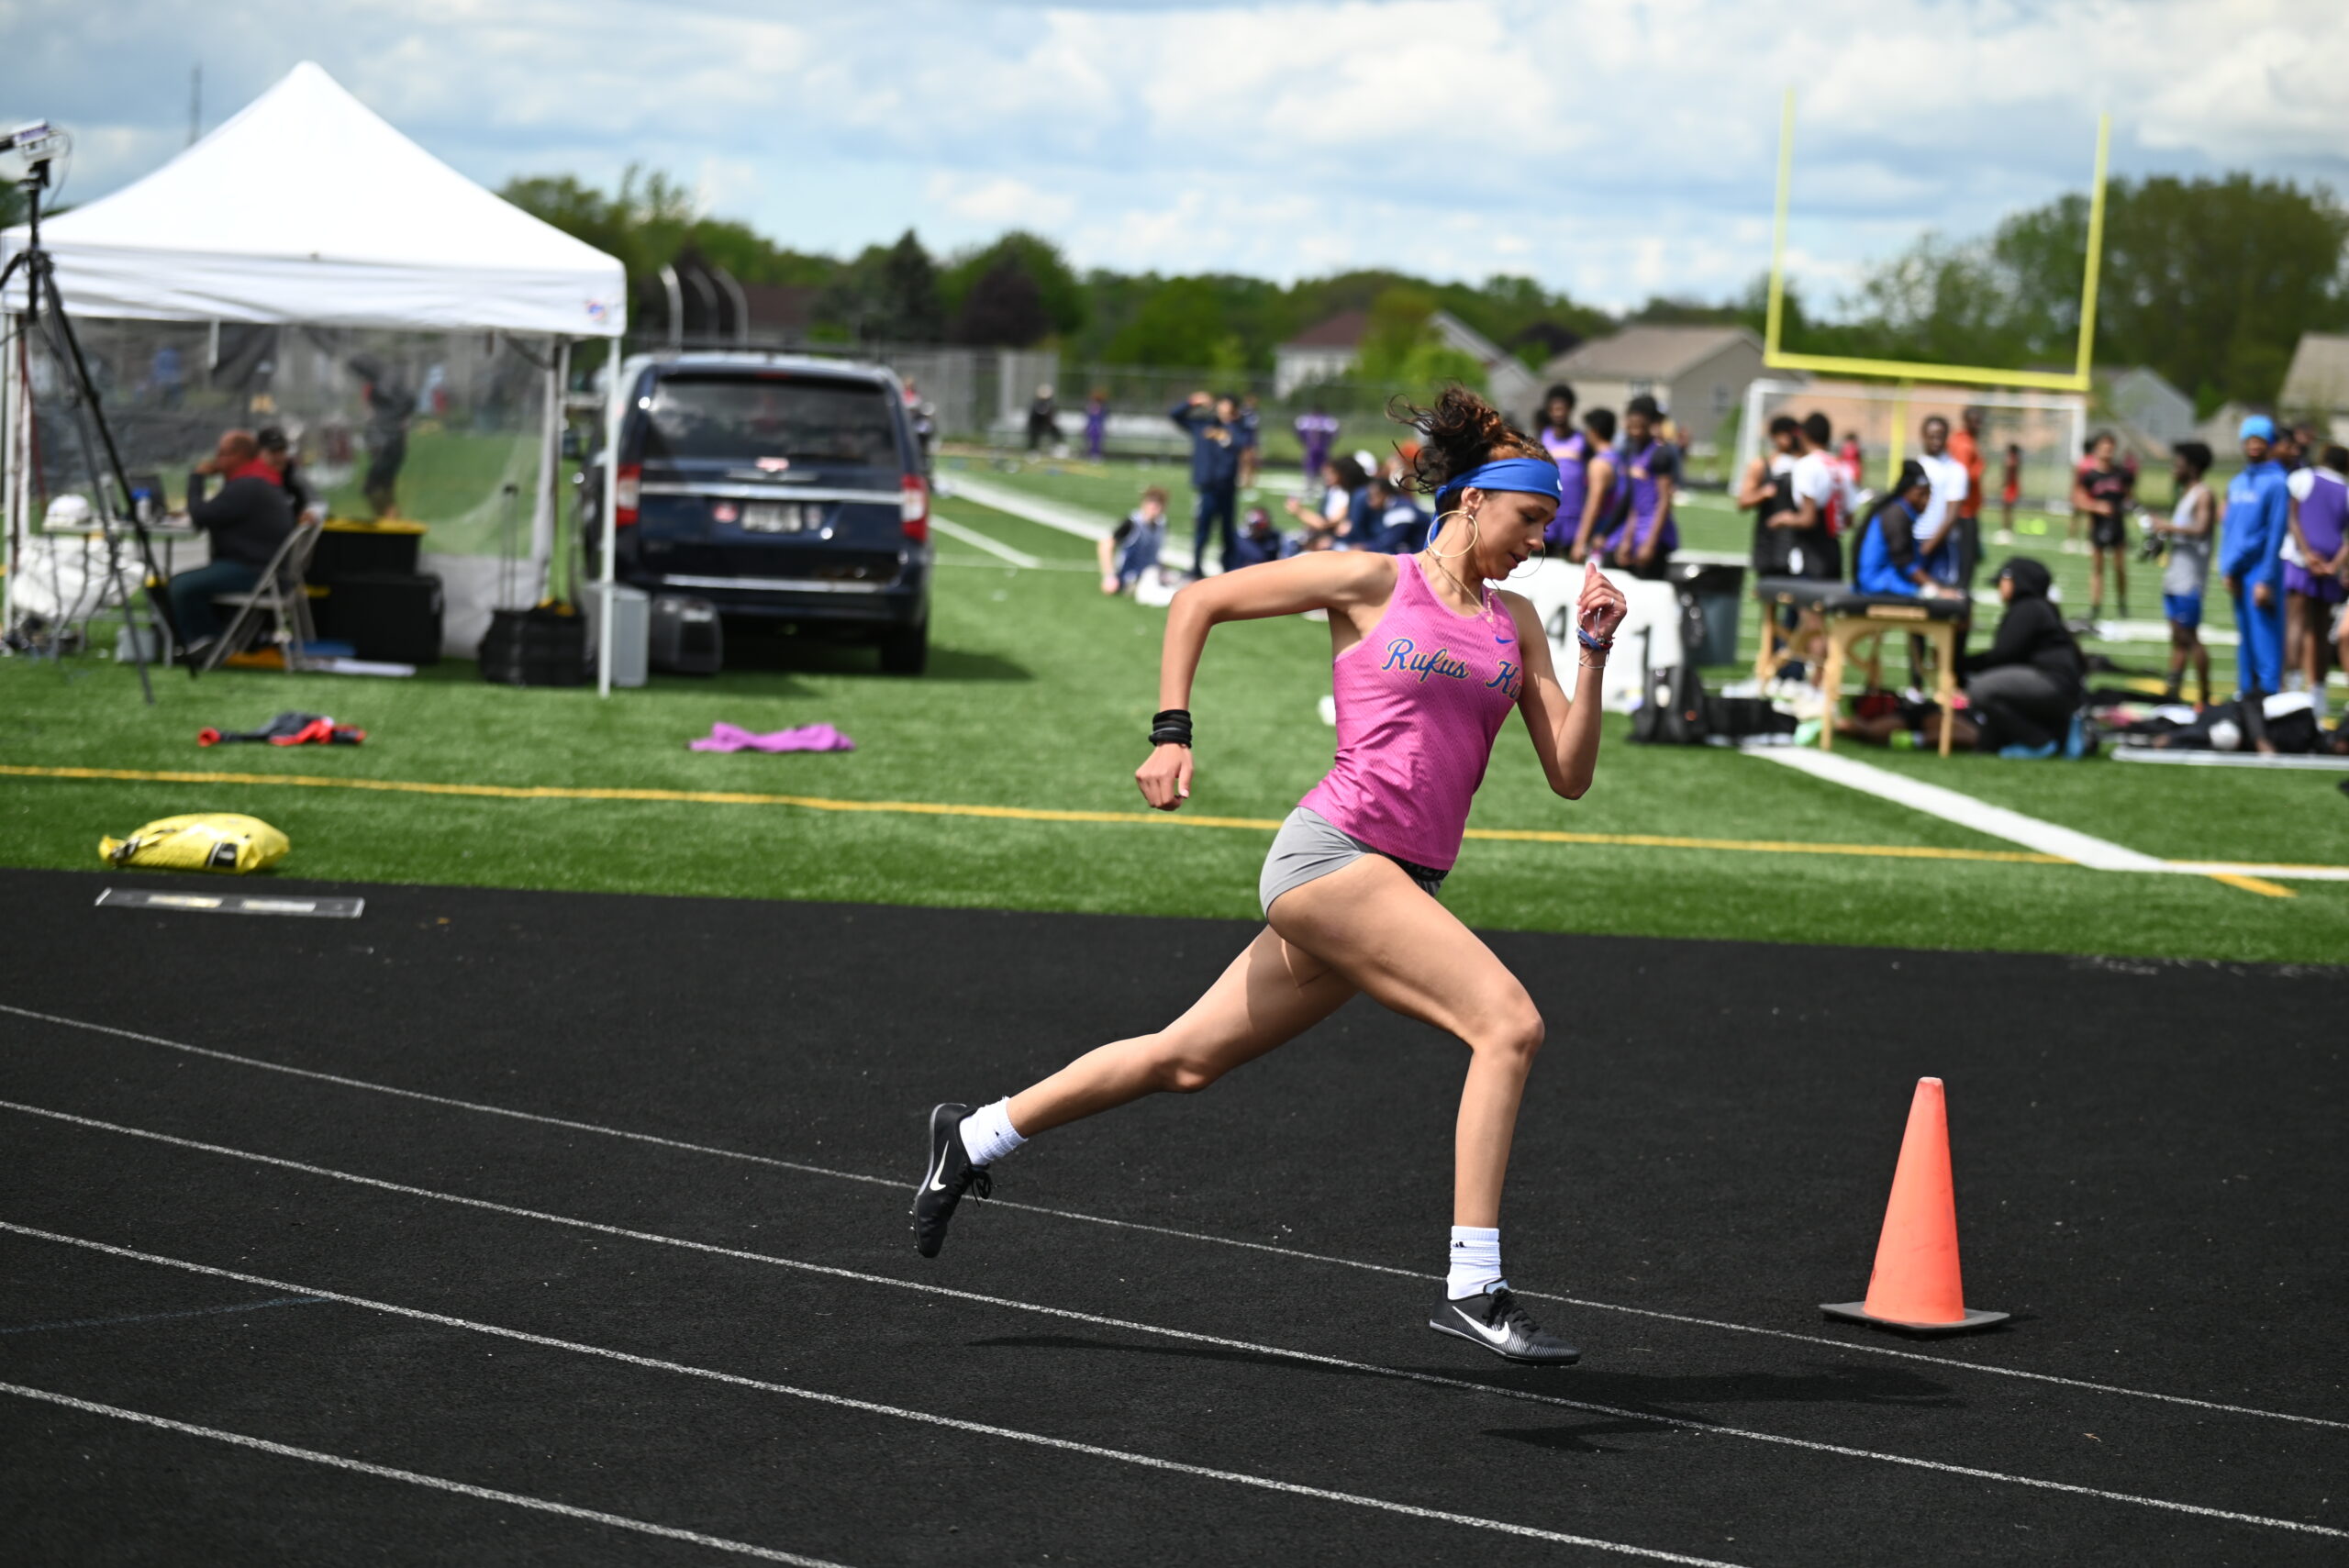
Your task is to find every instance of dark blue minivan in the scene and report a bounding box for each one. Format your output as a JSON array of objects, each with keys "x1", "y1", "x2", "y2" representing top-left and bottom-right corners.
[{"x1": 583, "y1": 352, "x2": 932, "y2": 673}]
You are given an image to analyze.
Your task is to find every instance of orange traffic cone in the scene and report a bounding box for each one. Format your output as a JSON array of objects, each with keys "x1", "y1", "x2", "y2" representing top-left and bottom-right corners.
[{"x1": 1821, "y1": 1077, "x2": 2008, "y2": 1335}]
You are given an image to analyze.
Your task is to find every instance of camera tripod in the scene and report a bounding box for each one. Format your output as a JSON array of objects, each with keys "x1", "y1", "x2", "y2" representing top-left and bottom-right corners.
[{"x1": 1, "y1": 122, "x2": 184, "y2": 702}]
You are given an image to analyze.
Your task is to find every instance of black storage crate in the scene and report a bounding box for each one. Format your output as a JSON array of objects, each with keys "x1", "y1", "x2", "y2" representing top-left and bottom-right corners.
[
  {"x1": 478, "y1": 606, "x2": 589, "y2": 686},
  {"x1": 316, "y1": 572, "x2": 443, "y2": 664},
  {"x1": 312, "y1": 522, "x2": 425, "y2": 583}
]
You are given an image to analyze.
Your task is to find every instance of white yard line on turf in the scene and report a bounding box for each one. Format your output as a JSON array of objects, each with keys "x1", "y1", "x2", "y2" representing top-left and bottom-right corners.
[
  {"x1": 0, "y1": 1378, "x2": 852, "y2": 1567},
  {"x1": 3, "y1": 1116, "x2": 2342, "y2": 1540},
  {"x1": 1, "y1": 1224, "x2": 1753, "y2": 1568},
  {"x1": 6, "y1": 1000, "x2": 2340, "y2": 1432},
  {"x1": 1752, "y1": 748, "x2": 2167, "y2": 870},
  {"x1": 12, "y1": 1224, "x2": 2342, "y2": 1551},
  {"x1": 927, "y1": 516, "x2": 1042, "y2": 569},
  {"x1": 2115, "y1": 750, "x2": 2349, "y2": 773},
  {"x1": 934, "y1": 473, "x2": 1111, "y2": 539},
  {"x1": 934, "y1": 553, "x2": 1096, "y2": 574}
]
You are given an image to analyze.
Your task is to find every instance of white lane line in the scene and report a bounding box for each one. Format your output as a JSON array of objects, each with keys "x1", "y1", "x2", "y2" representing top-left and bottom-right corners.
[
  {"x1": 936, "y1": 473, "x2": 1111, "y2": 539},
  {"x1": 6, "y1": 999, "x2": 2340, "y2": 1432},
  {"x1": 927, "y1": 516, "x2": 1041, "y2": 569},
  {"x1": 1752, "y1": 748, "x2": 2168, "y2": 871},
  {"x1": 933, "y1": 553, "x2": 1095, "y2": 574},
  {"x1": 0, "y1": 1296, "x2": 325, "y2": 1336},
  {"x1": 5, "y1": 1121, "x2": 2343, "y2": 1538},
  {"x1": 0, "y1": 1377, "x2": 851, "y2": 1567},
  {"x1": 0, "y1": 1226, "x2": 1753, "y2": 1568}
]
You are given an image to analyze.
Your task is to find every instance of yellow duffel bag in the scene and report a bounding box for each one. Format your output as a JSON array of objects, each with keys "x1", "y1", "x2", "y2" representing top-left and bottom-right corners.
[{"x1": 99, "y1": 814, "x2": 290, "y2": 874}]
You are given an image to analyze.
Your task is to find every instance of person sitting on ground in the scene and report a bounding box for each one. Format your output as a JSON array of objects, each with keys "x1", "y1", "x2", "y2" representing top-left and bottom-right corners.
[
  {"x1": 1852, "y1": 461, "x2": 1965, "y2": 602},
  {"x1": 168, "y1": 428, "x2": 295, "y2": 662},
  {"x1": 1097, "y1": 486, "x2": 1170, "y2": 595},
  {"x1": 1838, "y1": 558, "x2": 2085, "y2": 756},
  {"x1": 1230, "y1": 504, "x2": 1286, "y2": 568},
  {"x1": 1358, "y1": 474, "x2": 1433, "y2": 554},
  {"x1": 2153, "y1": 440, "x2": 2218, "y2": 707},
  {"x1": 1285, "y1": 454, "x2": 1365, "y2": 551}
]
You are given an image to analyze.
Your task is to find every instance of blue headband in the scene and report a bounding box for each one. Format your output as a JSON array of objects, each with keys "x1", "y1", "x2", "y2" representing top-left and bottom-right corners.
[{"x1": 1436, "y1": 456, "x2": 1563, "y2": 508}]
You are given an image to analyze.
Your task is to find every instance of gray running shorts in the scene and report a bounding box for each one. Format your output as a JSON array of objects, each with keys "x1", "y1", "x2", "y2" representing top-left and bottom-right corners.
[{"x1": 1260, "y1": 806, "x2": 1447, "y2": 916}]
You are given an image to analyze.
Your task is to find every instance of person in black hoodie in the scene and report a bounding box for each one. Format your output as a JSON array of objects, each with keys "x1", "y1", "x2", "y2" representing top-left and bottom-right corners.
[
  {"x1": 167, "y1": 428, "x2": 295, "y2": 661},
  {"x1": 1838, "y1": 557, "x2": 2084, "y2": 754}
]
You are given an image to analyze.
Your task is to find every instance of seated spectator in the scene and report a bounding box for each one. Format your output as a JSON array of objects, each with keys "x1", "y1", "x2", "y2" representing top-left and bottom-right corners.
[
  {"x1": 1840, "y1": 558, "x2": 2086, "y2": 756},
  {"x1": 1097, "y1": 486, "x2": 1169, "y2": 595},
  {"x1": 167, "y1": 428, "x2": 295, "y2": 662},
  {"x1": 1358, "y1": 477, "x2": 1431, "y2": 554},
  {"x1": 1230, "y1": 504, "x2": 1286, "y2": 568},
  {"x1": 1852, "y1": 461, "x2": 1964, "y2": 601},
  {"x1": 1284, "y1": 455, "x2": 1364, "y2": 550},
  {"x1": 256, "y1": 424, "x2": 322, "y2": 522}
]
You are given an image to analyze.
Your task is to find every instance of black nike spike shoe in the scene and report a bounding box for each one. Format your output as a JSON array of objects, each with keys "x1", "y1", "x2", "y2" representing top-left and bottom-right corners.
[
  {"x1": 911, "y1": 1102, "x2": 991, "y2": 1259},
  {"x1": 1428, "y1": 1285, "x2": 1580, "y2": 1364}
]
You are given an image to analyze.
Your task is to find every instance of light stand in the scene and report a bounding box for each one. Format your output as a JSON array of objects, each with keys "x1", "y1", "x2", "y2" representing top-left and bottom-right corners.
[{"x1": 1, "y1": 122, "x2": 184, "y2": 702}]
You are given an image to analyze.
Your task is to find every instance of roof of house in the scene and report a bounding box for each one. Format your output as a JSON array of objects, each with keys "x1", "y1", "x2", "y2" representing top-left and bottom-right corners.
[
  {"x1": 1542, "y1": 325, "x2": 1758, "y2": 383},
  {"x1": 2281, "y1": 332, "x2": 2349, "y2": 408},
  {"x1": 1281, "y1": 310, "x2": 1371, "y2": 351}
]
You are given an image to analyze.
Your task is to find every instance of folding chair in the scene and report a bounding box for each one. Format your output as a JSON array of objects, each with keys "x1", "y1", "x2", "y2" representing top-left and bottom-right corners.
[{"x1": 200, "y1": 517, "x2": 321, "y2": 673}]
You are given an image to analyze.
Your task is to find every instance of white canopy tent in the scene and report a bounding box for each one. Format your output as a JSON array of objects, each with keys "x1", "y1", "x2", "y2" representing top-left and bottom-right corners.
[{"x1": 0, "y1": 61, "x2": 626, "y2": 656}]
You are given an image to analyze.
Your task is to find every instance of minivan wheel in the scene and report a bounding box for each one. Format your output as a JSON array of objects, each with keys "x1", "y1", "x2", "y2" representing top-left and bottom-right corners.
[{"x1": 879, "y1": 616, "x2": 929, "y2": 675}]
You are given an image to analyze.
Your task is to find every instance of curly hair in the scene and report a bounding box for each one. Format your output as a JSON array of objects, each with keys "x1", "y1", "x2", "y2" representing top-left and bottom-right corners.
[{"x1": 1389, "y1": 384, "x2": 1547, "y2": 502}]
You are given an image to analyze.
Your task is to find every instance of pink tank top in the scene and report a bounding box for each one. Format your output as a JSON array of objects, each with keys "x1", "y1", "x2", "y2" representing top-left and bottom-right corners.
[{"x1": 1298, "y1": 554, "x2": 1523, "y2": 871}]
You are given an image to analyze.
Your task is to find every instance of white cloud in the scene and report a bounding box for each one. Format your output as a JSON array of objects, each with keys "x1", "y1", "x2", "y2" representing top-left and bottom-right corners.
[{"x1": 4, "y1": 0, "x2": 2342, "y2": 311}]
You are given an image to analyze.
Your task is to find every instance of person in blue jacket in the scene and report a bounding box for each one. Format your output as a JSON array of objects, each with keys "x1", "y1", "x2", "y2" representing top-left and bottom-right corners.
[
  {"x1": 1170, "y1": 391, "x2": 1242, "y2": 575},
  {"x1": 2220, "y1": 414, "x2": 2290, "y2": 704},
  {"x1": 1853, "y1": 461, "x2": 1962, "y2": 601}
]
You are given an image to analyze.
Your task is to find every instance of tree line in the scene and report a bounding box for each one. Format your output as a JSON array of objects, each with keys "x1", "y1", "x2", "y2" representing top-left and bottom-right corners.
[{"x1": 501, "y1": 167, "x2": 2348, "y2": 414}]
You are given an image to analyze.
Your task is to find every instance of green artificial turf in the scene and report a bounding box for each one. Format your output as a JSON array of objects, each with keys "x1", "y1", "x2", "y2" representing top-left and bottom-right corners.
[{"x1": 5, "y1": 492, "x2": 2344, "y2": 964}]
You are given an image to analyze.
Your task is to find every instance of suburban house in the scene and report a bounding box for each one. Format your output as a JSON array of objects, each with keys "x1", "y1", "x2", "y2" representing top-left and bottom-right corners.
[
  {"x1": 2099, "y1": 365, "x2": 2196, "y2": 456},
  {"x1": 1538, "y1": 326, "x2": 1767, "y2": 450},
  {"x1": 1275, "y1": 308, "x2": 1541, "y2": 426},
  {"x1": 2280, "y1": 332, "x2": 2349, "y2": 438}
]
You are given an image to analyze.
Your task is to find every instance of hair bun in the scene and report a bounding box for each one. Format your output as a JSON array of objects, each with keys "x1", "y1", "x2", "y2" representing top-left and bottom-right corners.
[{"x1": 1391, "y1": 384, "x2": 1544, "y2": 498}]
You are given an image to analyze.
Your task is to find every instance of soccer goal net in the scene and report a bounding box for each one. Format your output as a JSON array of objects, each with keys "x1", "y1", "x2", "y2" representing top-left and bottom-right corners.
[{"x1": 1737, "y1": 377, "x2": 2087, "y2": 519}]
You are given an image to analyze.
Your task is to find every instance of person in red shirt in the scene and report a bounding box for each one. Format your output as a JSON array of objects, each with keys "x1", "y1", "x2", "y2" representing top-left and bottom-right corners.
[{"x1": 1949, "y1": 407, "x2": 1987, "y2": 585}]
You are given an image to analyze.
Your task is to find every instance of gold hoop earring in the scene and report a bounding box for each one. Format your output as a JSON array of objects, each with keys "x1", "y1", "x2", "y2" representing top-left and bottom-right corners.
[{"x1": 1426, "y1": 508, "x2": 1479, "y2": 561}]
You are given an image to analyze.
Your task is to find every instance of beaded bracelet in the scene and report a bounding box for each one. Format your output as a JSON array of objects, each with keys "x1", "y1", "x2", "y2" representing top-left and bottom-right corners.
[{"x1": 1575, "y1": 626, "x2": 1613, "y2": 654}]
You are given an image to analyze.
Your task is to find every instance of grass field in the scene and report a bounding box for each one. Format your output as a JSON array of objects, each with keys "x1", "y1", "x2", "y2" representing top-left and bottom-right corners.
[{"x1": 5, "y1": 492, "x2": 2345, "y2": 962}]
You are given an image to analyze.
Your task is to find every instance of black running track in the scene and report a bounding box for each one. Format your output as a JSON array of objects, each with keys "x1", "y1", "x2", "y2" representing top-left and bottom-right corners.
[{"x1": 0, "y1": 865, "x2": 2341, "y2": 1567}]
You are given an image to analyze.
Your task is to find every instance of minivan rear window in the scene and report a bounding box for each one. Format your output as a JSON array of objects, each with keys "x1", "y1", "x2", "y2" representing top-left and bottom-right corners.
[{"x1": 642, "y1": 375, "x2": 900, "y2": 467}]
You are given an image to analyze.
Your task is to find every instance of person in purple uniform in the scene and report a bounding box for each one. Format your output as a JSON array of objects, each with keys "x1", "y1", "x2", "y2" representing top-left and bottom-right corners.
[
  {"x1": 2285, "y1": 443, "x2": 2348, "y2": 704},
  {"x1": 1535, "y1": 383, "x2": 1589, "y2": 555},
  {"x1": 1295, "y1": 403, "x2": 1340, "y2": 477},
  {"x1": 1083, "y1": 389, "x2": 1108, "y2": 461},
  {"x1": 1599, "y1": 394, "x2": 1679, "y2": 579}
]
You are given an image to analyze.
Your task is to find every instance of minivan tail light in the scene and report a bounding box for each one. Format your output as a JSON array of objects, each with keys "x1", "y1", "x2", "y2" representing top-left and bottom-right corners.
[
  {"x1": 615, "y1": 464, "x2": 642, "y2": 527},
  {"x1": 899, "y1": 473, "x2": 929, "y2": 542}
]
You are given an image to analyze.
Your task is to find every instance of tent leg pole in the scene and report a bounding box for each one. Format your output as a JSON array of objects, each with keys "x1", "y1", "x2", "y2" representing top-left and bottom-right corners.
[
  {"x1": 532, "y1": 337, "x2": 564, "y2": 606},
  {"x1": 598, "y1": 351, "x2": 618, "y2": 698}
]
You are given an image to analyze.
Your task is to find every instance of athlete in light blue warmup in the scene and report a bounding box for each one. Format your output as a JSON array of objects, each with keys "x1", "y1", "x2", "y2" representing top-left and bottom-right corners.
[{"x1": 2220, "y1": 416, "x2": 2290, "y2": 720}]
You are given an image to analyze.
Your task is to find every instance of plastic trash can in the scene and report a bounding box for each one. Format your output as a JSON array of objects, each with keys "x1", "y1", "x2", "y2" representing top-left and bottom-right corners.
[{"x1": 1668, "y1": 562, "x2": 1746, "y2": 666}]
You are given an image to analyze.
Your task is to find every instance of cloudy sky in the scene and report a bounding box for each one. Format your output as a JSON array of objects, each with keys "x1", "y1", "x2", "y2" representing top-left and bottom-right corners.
[{"x1": 4, "y1": 0, "x2": 2343, "y2": 312}]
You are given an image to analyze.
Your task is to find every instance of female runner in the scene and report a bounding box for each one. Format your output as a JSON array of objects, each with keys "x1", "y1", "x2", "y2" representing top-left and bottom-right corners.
[{"x1": 912, "y1": 386, "x2": 1629, "y2": 1364}]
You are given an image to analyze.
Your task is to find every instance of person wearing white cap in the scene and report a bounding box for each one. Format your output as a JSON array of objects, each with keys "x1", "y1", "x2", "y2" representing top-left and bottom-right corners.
[{"x1": 2220, "y1": 414, "x2": 2290, "y2": 745}]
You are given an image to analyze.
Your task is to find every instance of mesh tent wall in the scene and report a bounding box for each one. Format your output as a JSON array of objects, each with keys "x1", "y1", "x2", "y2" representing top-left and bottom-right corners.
[{"x1": 0, "y1": 61, "x2": 625, "y2": 655}]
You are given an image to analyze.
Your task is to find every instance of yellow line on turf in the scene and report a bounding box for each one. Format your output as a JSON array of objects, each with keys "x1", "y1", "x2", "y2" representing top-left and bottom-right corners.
[
  {"x1": 0, "y1": 762, "x2": 2076, "y2": 867},
  {"x1": 2208, "y1": 873, "x2": 2295, "y2": 899}
]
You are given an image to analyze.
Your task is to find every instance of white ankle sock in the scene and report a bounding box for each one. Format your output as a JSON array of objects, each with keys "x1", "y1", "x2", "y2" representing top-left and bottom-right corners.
[
  {"x1": 1446, "y1": 1225, "x2": 1506, "y2": 1298},
  {"x1": 958, "y1": 1098, "x2": 1027, "y2": 1167}
]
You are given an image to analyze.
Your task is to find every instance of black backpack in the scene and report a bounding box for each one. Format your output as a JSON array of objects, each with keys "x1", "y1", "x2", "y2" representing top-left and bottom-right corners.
[{"x1": 1632, "y1": 665, "x2": 1709, "y2": 745}]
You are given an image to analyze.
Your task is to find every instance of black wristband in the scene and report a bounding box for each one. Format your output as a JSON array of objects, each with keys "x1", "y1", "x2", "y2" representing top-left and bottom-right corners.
[{"x1": 1150, "y1": 708, "x2": 1193, "y2": 747}]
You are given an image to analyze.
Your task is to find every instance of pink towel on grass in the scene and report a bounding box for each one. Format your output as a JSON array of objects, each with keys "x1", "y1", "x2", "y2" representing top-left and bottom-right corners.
[{"x1": 690, "y1": 722, "x2": 856, "y2": 753}]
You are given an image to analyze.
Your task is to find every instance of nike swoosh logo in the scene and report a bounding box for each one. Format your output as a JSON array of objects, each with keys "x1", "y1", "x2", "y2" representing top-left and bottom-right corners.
[
  {"x1": 1452, "y1": 1306, "x2": 1513, "y2": 1345},
  {"x1": 1495, "y1": 634, "x2": 1515, "y2": 645},
  {"x1": 924, "y1": 1145, "x2": 952, "y2": 1193}
]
